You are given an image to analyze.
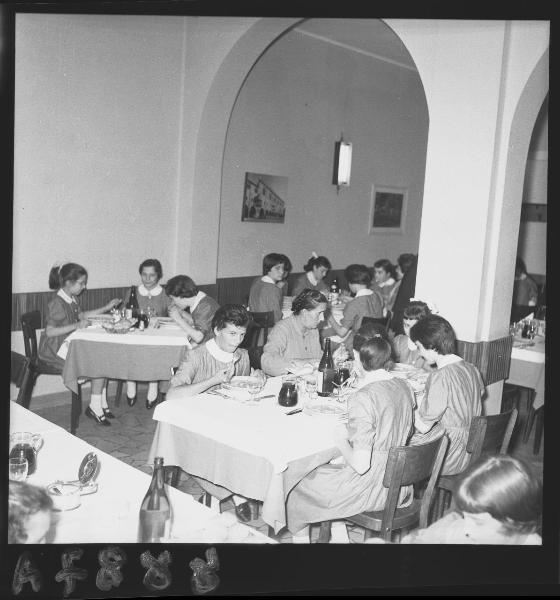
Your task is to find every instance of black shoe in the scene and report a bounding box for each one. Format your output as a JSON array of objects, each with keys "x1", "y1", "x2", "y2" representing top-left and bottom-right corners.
[
  {"x1": 102, "y1": 408, "x2": 116, "y2": 419},
  {"x1": 127, "y1": 394, "x2": 137, "y2": 407},
  {"x1": 234, "y1": 501, "x2": 253, "y2": 523},
  {"x1": 85, "y1": 406, "x2": 111, "y2": 426},
  {"x1": 146, "y1": 392, "x2": 165, "y2": 410}
]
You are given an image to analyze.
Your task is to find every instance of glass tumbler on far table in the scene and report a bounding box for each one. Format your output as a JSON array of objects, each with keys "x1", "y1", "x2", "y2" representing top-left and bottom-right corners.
[{"x1": 9, "y1": 457, "x2": 28, "y2": 482}]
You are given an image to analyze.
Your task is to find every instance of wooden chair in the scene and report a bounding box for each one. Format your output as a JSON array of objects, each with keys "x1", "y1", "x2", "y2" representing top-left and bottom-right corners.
[
  {"x1": 11, "y1": 351, "x2": 31, "y2": 406},
  {"x1": 523, "y1": 403, "x2": 543, "y2": 455},
  {"x1": 361, "y1": 314, "x2": 391, "y2": 329},
  {"x1": 240, "y1": 311, "x2": 275, "y2": 370},
  {"x1": 434, "y1": 408, "x2": 518, "y2": 519},
  {"x1": 316, "y1": 435, "x2": 449, "y2": 543},
  {"x1": 248, "y1": 310, "x2": 275, "y2": 345},
  {"x1": 20, "y1": 310, "x2": 123, "y2": 434}
]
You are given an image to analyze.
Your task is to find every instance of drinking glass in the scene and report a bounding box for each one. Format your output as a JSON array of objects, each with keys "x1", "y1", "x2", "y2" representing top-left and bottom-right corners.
[
  {"x1": 246, "y1": 377, "x2": 265, "y2": 403},
  {"x1": 9, "y1": 457, "x2": 28, "y2": 481},
  {"x1": 527, "y1": 321, "x2": 537, "y2": 340}
]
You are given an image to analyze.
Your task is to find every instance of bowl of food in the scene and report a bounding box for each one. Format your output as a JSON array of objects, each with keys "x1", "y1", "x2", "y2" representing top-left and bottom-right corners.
[
  {"x1": 47, "y1": 482, "x2": 81, "y2": 511},
  {"x1": 102, "y1": 319, "x2": 136, "y2": 334}
]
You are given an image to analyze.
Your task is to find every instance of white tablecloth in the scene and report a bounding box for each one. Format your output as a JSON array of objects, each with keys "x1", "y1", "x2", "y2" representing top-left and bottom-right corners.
[
  {"x1": 153, "y1": 377, "x2": 339, "y2": 474},
  {"x1": 9, "y1": 402, "x2": 272, "y2": 544},
  {"x1": 57, "y1": 324, "x2": 188, "y2": 359},
  {"x1": 508, "y1": 335, "x2": 545, "y2": 409}
]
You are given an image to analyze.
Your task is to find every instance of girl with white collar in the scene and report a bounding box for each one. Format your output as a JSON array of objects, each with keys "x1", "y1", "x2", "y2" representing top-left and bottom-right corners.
[
  {"x1": 287, "y1": 334, "x2": 415, "y2": 542},
  {"x1": 409, "y1": 315, "x2": 485, "y2": 476},
  {"x1": 248, "y1": 253, "x2": 285, "y2": 323},
  {"x1": 124, "y1": 259, "x2": 171, "y2": 409},
  {"x1": 290, "y1": 253, "x2": 332, "y2": 299},
  {"x1": 392, "y1": 300, "x2": 432, "y2": 370},
  {"x1": 370, "y1": 258, "x2": 399, "y2": 316},
  {"x1": 38, "y1": 262, "x2": 121, "y2": 425}
]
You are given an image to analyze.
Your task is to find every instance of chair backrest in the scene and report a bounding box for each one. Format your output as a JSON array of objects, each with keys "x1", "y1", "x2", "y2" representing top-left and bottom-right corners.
[
  {"x1": 238, "y1": 319, "x2": 262, "y2": 350},
  {"x1": 466, "y1": 408, "x2": 518, "y2": 464},
  {"x1": 380, "y1": 435, "x2": 449, "y2": 538},
  {"x1": 21, "y1": 310, "x2": 42, "y2": 360},
  {"x1": 361, "y1": 315, "x2": 391, "y2": 329},
  {"x1": 248, "y1": 311, "x2": 275, "y2": 345}
]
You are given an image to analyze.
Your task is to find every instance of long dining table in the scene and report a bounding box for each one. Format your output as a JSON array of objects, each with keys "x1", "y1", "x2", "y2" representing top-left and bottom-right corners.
[
  {"x1": 59, "y1": 320, "x2": 189, "y2": 395},
  {"x1": 148, "y1": 376, "x2": 342, "y2": 534},
  {"x1": 506, "y1": 333, "x2": 545, "y2": 409},
  {"x1": 9, "y1": 401, "x2": 272, "y2": 543}
]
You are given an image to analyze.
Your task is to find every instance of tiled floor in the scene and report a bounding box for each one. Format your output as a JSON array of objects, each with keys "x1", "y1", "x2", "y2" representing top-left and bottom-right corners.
[{"x1": 24, "y1": 381, "x2": 543, "y2": 544}]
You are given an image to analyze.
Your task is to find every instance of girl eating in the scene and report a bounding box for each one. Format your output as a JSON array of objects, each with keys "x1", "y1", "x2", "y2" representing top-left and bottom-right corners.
[
  {"x1": 291, "y1": 254, "x2": 332, "y2": 298},
  {"x1": 165, "y1": 275, "x2": 220, "y2": 348},
  {"x1": 169, "y1": 304, "x2": 252, "y2": 395},
  {"x1": 38, "y1": 262, "x2": 121, "y2": 425},
  {"x1": 286, "y1": 335, "x2": 415, "y2": 541},
  {"x1": 409, "y1": 315, "x2": 485, "y2": 475},
  {"x1": 392, "y1": 300, "x2": 432, "y2": 370},
  {"x1": 125, "y1": 258, "x2": 171, "y2": 408}
]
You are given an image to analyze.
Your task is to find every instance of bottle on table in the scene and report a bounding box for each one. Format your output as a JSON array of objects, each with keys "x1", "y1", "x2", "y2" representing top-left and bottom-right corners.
[
  {"x1": 317, "y1": 337, "x2": 335, "y2": 397},
  {"x1": 126, "y1": 285, "x2": 139, "y2": 322},
  {"x1": 329, "y1": 278, "x2": 339, "y2": 304},
  {"x1": 138, "y1": 456, "x2": 171, "y2": 543}
]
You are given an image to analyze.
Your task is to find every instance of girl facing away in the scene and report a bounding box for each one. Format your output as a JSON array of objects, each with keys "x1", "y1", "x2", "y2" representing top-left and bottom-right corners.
[
  {"x1": 401, "y1": 454, "x2": 542, "y2": 544},
  {"x1": 290, "y1": 254, "x2": 332, "y2": 298},
  {"x1": 326, "y1": 263, "x2": 384, "y2": 354},
  {"x1": 392, "y1": 300, "x2": 433, "y2": 370},
  {"x1": 38, "y1": 262, "x2": 121, "y2": 425},
  {"x1": 408, "y1": 315, "x2": 485, "y2": 476},
  {"x1": 125, "y1": 258, "x2": 172, "y2": 409},
  {"x1": 286, "y1": 335, "x2": 415, "y2": 542}
]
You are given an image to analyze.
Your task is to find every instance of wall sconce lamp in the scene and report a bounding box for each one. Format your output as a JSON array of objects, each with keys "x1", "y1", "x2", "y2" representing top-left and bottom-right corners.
[{"x1": 333, "y1": 134, "x2": 352, "y2": 193}]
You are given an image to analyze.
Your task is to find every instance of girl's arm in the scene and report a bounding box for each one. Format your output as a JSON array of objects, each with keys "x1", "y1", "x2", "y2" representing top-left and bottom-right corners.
[
  {"x1": 413, "y1": 410, "x2": 434, "y2": 434},
  {"x1": 168, "y1": 306, "x2": 204, "y2": 343},
  {"x1": 44, "y1": 320, "x2": 88, "y2": 338},
  {"x1": 327, "y1": 315, "x2": 349, "y2": 338},
  {"x1": 333, "y1": 424, "x2": 371, "y2": 474},
  {"x1": 80, "y1": 298, "x2": 122, "y2": 318},
  {"x1": 170, "y1": 361, "x2": 236, "y2": 397}
]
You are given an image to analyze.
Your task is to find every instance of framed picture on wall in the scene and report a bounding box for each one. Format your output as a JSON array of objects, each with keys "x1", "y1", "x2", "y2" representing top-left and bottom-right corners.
[
  {"x1": 242, "y1": 172, "x2": 288, "y2": 223},
  {"x1": 369, "y1": 185, "x2": 408, "y2": 234}
]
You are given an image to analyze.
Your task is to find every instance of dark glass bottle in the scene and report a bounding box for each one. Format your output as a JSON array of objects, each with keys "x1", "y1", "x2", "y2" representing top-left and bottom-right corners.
[
  {"x1": 138, "y1": 457, "x2": 171, "y2": 543},
  {"x1": 317, "y1": 338, "x2": 335, "y2": 396},
  {"x1": 126, "y1": 285, "x2": 140, "y2": 323}
]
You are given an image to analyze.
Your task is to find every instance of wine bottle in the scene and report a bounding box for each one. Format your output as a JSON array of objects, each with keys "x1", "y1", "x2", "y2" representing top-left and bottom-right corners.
[
  {"x1": 138, "y1": 457, "x2": 171, "y2": 543},
  {"x1": 317, "y1": 338, "x2": 335, "y2": 396},
  {"x1": 329, "y1": 278, "x2": 339, "y2": 304},
  {"x1": 126, "y1": 285, "x2": 139, "y2": 321}
]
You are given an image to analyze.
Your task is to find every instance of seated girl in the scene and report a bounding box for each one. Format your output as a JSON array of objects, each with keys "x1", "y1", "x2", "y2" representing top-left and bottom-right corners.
[
  {"x1": 408, "y1": 315, "x2": 485, "y2": 476},
  {"x1": 326, "y1": 264, "x2": 383, "y2": 353},
  {"x1": 9, "y1": 481, "x2": 53, "y2": 544},
  {"x1": 291, "y1": 254, "x2": 332, "y2": 298},
  {"x1": 169, "y1": 304, "x2": 252, "y2": 396},
  {"x1": 125, "y1": 258, "x2": 172, "y2": 408},
  {"x1": 248, "y1": 253, "x2": 285, "y2": 323},
  {"x1": 260, "y1": 289, "x2": 327, "y2": 377},
  {"x1": 276, "y1": 253, "x2": 292, "y2": 298},
  {"x1": 38, "y1": 262, "x2": 121, "y2": 424},
  {"x1": 370, "y1": 258, "x2": 399, "y2": 315},
  {"x1": 286, "y1": 335, "x2": 415, "y2": 542},
  {"x1": 392, "y1": 300, "x2": 433, "y2": 370},
  {"x1": 401, "y1": 454, "x2": 542, "y2": 544},
  {"x1": 166, "y1": 275, "x2": 220, "y2": 347}
]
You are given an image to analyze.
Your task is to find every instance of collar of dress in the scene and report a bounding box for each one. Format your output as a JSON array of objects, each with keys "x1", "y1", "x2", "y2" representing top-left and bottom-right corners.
[
  {"x1": 378, "y1": 278, "x2": 396, "y2": 288},
  {"x1": 206, "y1": 338, "x2": 237, "y2": 363},
  {"x1": 57, "y1": 288, "x2": 76, "y2": 304},
  {"x1": 306, "y1": 271, "x2": 318, "y2": 286},
  {"x1": 355, "y1": 288, "x2": 374, "y2": 298},
  {"x1": 261, "y1": 275, "x2": 276, "y2": 284},
  {"x1": 437, "y1": 354, "x2": 463, "y2": 369},
  {"x1": 138, "y1": 284, "x2": 163, "y2": 297},
  {"x1": 190, "y1": 291, "x2": 206, "y2": 312},
  {"x1": 355, "y1": 368, "x2": 394, "y2": 390}
]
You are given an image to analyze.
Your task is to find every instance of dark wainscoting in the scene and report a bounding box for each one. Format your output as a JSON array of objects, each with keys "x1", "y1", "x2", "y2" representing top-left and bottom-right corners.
[
  {"x1": 11, "y1": 272, "x2": 354, "y2": 332},
  {"x1": 11, "y1": 283, "x2": 217, "y2": 332}
]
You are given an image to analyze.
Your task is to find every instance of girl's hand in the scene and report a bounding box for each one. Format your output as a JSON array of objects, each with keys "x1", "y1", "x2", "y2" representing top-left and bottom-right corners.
[
  {"x1": 77, "y1": 319, "x2": 89, "y2": 330},
  {"x1": 106, "y1": 298, "x2": 122, "y2": 311},
  {"x1": 214, "y1": 362, "x2": 236, "y2": 385}
]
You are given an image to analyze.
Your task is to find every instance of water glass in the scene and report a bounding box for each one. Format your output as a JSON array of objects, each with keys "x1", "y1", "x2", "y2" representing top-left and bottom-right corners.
[{"x1": 9, "y1": 457, "x2": 28, "y2": 482}]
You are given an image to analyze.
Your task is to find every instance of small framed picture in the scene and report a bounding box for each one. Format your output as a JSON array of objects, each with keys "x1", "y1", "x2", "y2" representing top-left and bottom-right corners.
[
  {"x1": 369, "y1": 185, "x2": 407, "y2": 234},
  {"x1": 242, "y1": 172, "x2": 287, "y2": 223}
]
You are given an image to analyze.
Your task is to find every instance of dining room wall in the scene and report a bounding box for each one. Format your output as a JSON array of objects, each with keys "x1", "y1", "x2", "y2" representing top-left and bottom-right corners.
[{"x1": 217, "y1": 27, "x2": 428, "y2": 278}]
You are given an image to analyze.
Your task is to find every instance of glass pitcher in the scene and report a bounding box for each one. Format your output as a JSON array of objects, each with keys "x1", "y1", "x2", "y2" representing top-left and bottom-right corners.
[{"x1": 9, "y1": 432, "x2": 43, "y2": 475}]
